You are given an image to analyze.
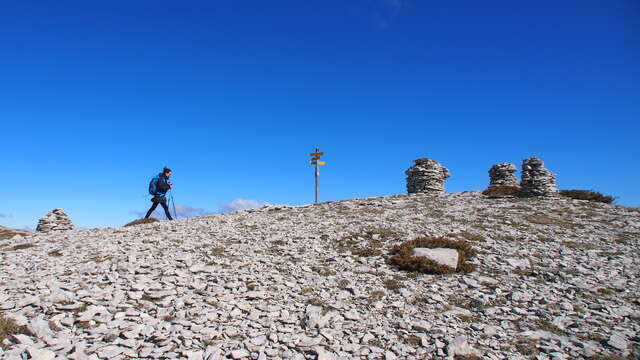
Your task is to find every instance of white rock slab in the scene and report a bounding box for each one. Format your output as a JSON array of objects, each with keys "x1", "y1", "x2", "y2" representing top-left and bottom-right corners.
[
  {"x1": 412, "y1": 248, "x2": 459, "y2": 269},
  {"x1": 26, "y1": 346, "x2": 56, "y2": 360},
  {"x1": 446, "y1": 336, "x2": 476, "y2": 359}
]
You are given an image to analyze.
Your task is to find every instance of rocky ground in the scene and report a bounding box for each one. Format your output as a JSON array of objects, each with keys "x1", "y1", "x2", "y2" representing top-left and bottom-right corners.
[{"x1": 1, "y1": 192, "x2": 639, "y2": 360}]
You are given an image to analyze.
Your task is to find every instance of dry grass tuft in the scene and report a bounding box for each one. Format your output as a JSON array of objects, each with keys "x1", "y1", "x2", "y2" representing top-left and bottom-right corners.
[
  {"x1": 48, "y1": 249, "x2": 63, "y2": 257},
  {"x1": 335, "y1": 227, "x2": 402, "y2": 257},
  {"x1": 451, "y1": 231, "x2": 485, "y2": 242},
  {"x1": 482, "y1": 186, "x2": 520, "y2": 198},
  {"x1": 124, "y1": 218, "x2": 160, "y2": 227},
  {"x1": 0, "y1": 312, "x2": 34, "y2": 349},
  {"x1": 75, "y1": 321, "x2": 92, "y2": 329},
  {"x1": 560, "y1": 190, "x2": 615, "y2": 204},
  {"x1": 386, "y1": 237, "x2": 477, "y2": 274},
  {"x1": 9, "y1": 243, "x2": 36, "y2": 251},
  {"x1": 352, "y1": 248, "x2": 382, "y2": 257},
  {"x1": 0, "y1": 226, "x2": 31, "y2": 241}
]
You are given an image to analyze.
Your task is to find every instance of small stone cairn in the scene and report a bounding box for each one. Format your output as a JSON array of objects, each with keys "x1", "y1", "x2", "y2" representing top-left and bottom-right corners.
[
  {"x1": 488, "y1": 163, "x2": 519, "y2": 188},
  {"x1": 36, "y1": 208, "x2": 74, "y2": 233},
  {"x1": 405, "y1": 158, "x2": 451, "y2": 194},
  {"x1": 520, "y1": 157, "x2": 558, "y2": 197}
]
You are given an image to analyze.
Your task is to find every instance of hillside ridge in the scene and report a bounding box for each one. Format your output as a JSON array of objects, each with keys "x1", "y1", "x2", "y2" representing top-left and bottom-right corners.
[{"x1": 1, "y1": 191, "x2": 639, "y2": 359}]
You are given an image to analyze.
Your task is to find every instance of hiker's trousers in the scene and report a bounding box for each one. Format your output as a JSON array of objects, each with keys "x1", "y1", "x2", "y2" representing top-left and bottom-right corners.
[{"x1": 145, "y1": 195, "x2": 173, "y2": 220}]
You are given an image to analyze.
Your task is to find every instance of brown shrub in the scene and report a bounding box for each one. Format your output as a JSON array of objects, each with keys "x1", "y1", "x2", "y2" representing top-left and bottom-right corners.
[
  {"x1": 559, "y1": 190, "x2": 615, "y2": 204},
  {"x1": 386, "y1": 237, "x2": 477, "y2": 275},
  {"x1": 124, "y1": 218, "x2": 160, "y2": 227},
  {"x1": 482, "y1": 186, "x2": 520, "y2": 198},
  {"x1": 352, "y1": 248, "x2": 382, "y2": 257}
]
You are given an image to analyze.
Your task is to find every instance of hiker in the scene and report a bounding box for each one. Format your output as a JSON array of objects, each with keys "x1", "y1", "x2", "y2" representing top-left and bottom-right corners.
[{"x1": 145, "y1": 167, "x2": 173, "y2": 220}]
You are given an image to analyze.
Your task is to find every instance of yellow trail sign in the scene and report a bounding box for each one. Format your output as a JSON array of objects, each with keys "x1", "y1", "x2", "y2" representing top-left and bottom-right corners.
[
  {"x1": 310, "y1": 161, "x2": 326, "y2": 165},
  {"x1": 309, "y1": 152, "x2": 324, "y2": 156}
]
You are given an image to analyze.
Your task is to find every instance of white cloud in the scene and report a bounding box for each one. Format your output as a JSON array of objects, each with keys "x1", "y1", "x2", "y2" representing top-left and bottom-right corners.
[
  {"x1": 130, "y1": 203, "x2": 212, "y2": 220},
  {"x1": 174, "y1": 204, "x2": 212, "y2": 217},
  {"x1": 130, "y1": 198, "x2": 267, "y2": 221},
  {"x1": 218, "y1": 198, "x2": 267, "y2": 213}
]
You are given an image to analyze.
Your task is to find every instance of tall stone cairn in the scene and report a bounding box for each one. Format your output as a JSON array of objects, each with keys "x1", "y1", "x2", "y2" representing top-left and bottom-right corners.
[
  {"x1": 488, "y1": 163, "x2": 519, "y2": 187},
  {"x1": 36, "y1": 208, "x2": 75, "y2": 233},
  {"x1": 520, "y1": 157, "x2": 558, "y2": 197},
  {"x1": 406, "y1": 158, "x2": 451, "y2": 194}
]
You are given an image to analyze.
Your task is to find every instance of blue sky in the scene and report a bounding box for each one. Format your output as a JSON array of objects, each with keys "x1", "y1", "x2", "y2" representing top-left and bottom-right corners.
[{"x1": 1, "y1": 0, "x2": 638, "y2": 229}]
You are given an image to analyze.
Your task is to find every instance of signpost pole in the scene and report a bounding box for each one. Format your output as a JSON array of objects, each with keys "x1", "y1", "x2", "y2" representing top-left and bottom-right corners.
[
  {"x1": 315, "y1": 147, "x2": 319, "y2": 204},
  {"x1": 309, "y1": 148, "x2": 325, "y2": 204}
]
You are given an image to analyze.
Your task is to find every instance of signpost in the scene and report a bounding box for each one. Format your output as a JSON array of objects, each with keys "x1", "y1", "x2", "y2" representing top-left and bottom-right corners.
[{"x1": 309, "y1": 148, "x2": 326, "y2": 204}]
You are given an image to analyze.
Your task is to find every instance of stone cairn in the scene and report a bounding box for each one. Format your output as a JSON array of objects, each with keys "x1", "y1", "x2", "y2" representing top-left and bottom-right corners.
[
  {"x1": 405, "y1": 158, "x2": 451, "y2": 194},
  {"x1": 36, "y1": 208, "x2": 74, "y2": 233},
  {"x1": 488, "y1": 163, "x2": 519, "y2": 188},
  {"x1": 520, "y1": 157, "x2": 558, "y2": 197}
]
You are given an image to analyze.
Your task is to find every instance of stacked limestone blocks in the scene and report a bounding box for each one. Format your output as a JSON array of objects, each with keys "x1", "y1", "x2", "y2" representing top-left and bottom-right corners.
[
  {"x1": 36, "y1": 208, "x2": 75, "y2": 233},
  {"x1": 520, "y1": 157, "x2": 558, "y2": 197},
  {"x1": 488, "y1": 163, "x2": 519, "y2": 188},
  {"x1": 406, "y1": 158, "x2": 451, "y2": 194}
]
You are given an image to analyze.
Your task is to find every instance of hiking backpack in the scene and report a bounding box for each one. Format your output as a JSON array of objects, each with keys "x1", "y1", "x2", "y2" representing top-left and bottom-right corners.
[{"x1": 148, "y1": 176, "x2": 159, "y2": 195}]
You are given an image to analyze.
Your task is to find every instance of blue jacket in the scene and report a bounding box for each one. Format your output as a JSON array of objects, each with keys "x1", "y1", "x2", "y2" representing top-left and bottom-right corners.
[{"x1": 149, "y1": 173, "x2": 171, "y2": 197}]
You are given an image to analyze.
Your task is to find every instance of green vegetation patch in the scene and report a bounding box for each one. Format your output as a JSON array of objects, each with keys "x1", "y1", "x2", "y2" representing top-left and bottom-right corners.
[
  {"x1": 124, "y1": 218, "x2": 160, "y2": 227},
  {"x1": 559, "y1": 190, "x2": 615, "y2": 204},
  {"x1": 386, "y1": 237, "x2": 477, "y2": 274}
]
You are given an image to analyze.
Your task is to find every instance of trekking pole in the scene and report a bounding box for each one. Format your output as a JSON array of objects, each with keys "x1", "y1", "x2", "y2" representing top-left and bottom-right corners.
[{"x1": 170, "y1": 190, "x2": 178, "y2": 219}]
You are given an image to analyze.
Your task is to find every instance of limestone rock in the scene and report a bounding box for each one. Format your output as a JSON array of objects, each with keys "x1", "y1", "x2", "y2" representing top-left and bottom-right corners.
[
  {"x1": 26, "y1": 346, "x2": 56, "y2": 360},
  {"x1": 405, "y1": 158, "x2": 450, "y2": 194},
  {"x1": 305, "y1": 305, "x2": 331, "y2": 329},
  {"x1": 520, "y1": 157, "x2": 558, "y2": 197},
  {"x1": 412, "y1": 248, "x2": 459, "y2": 269},
  {"x1": 27, "y1": 317, "x2": 53, "y2": 339},
  {"x1": 607, "y1": 332, "x2": 628, "y2": 351},
  {"x1": 488, "y1": 163, "x2": 518, "y2": 187},
  {"x1": 36, "y1": 208, "x2": 74, "y2": 232},
  {"x1": 446, "y1": 336, "x2": 476, "y2": 359},
  {"x1": 231, "y1": 348, "x2": 250, "y2": 359}
]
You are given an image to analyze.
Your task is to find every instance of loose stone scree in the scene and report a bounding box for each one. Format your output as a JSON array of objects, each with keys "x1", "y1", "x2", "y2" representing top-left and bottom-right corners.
[
  {"x1": 36, "y1": 208, "x2": 75, "y2": 233},
  {"x1": 488, "y1": 163, "x2": 519, "y2": 188},
  {"x1": 405, "y1": 158, "x2": 451, "y2": 194},
  {"x1": 520, "y1": 157, "x2": 558, "y2": 197}
]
